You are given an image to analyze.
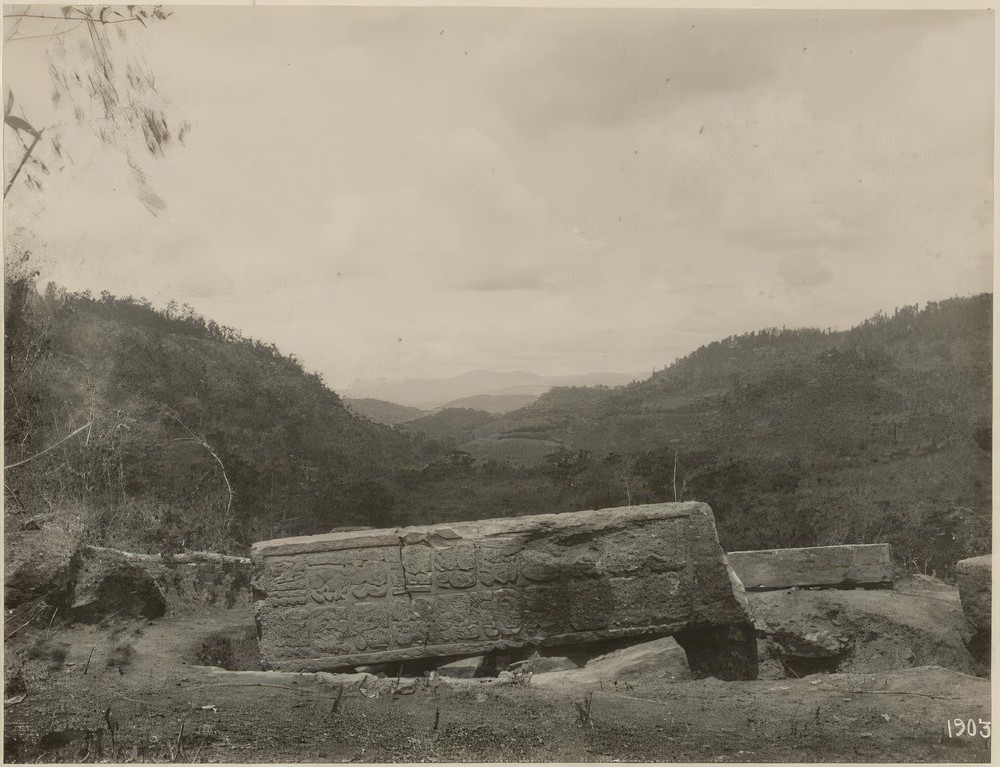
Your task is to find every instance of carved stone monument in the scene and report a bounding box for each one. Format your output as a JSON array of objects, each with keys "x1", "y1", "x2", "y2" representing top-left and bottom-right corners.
[{"x1": 251, "y1": 502, "x2": 758, "y2": 679}]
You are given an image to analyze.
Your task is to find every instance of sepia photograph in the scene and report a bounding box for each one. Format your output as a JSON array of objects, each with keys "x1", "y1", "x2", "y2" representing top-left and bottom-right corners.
[{"x1": 2, "y1": 2, "x2": 993, "y2": 762}]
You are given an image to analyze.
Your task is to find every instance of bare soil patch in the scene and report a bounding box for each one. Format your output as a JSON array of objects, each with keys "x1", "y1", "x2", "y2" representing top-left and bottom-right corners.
[{"x1": 3, "y1": 576, "x2": 990, "y2": 763}]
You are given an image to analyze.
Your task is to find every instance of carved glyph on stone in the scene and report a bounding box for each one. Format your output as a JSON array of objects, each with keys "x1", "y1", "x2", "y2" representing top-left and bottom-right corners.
[
  {"x1": 251, "y1": 502, "x2": 759, "y2": 679},
  {"x1": 433, "y1": 544, "x2": 477, "y2": 589},
  {"x1": 401, "y1": 545, "x2": 432, "y2": 591}
]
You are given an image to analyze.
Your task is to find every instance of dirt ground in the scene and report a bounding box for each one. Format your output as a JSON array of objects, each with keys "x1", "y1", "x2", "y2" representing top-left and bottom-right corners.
[{"x1": 3, "y1": 578, "x2": 992, "y2": 763}]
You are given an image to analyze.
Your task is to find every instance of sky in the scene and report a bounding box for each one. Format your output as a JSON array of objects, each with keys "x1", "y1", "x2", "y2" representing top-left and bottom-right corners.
[{"x1": 3, "y1": 5, "x2": 994, "y2": 391}]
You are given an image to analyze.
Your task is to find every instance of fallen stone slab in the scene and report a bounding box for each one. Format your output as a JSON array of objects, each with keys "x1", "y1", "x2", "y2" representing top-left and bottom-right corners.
[
  {"x1": 531, "y1": 636, "x2": 691, "y2": 691},
  {"x1": 582, "y1": 636, "x2": 691, "y2": 681},
  {"x1": 251, "y1": 502, "x2": 757, "y2": 679},
  {"x1": 727, "y1": 544, "x2": 892, "y2": 591}
]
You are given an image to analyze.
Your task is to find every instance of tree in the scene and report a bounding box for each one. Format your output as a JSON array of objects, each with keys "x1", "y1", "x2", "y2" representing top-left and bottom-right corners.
[{"x1": 4, "y1": 5, "x2": 185, "y2": 213}]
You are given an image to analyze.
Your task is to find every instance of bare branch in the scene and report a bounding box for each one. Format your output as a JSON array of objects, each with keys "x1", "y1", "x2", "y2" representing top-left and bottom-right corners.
[
  {"x1": 6, "y1": 20, "x2": 87, "y2": 42},
  {"x1": 3, "y1": 128, "x2": 44, "y2": 199},
  {"x1": 163, "y1": 408, "x2": 234, "y2": 529},
  {"x1": 4, "y1": 419, "x2": 91, "y2": 470},
  {"x1": 3, "y1": 12, "x2": 145, "y2": 26}
]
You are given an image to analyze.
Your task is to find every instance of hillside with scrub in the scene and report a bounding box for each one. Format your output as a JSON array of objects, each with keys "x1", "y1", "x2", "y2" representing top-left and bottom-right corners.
[
  {"x1": 420, "y1": 295, "x2": 994, "y2": 576},
  {"x1": 4, "y1": 263, "x2": 991, "y2": 577},
  {"x1": 3, "y1": 273, "x2": 435, "y2": 553}
]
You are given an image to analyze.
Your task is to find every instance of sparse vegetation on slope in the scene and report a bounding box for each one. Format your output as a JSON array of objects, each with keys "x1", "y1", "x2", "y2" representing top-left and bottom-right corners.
[
  {"x1": 427, "y1": 296, "x2": 993, "y2": 577},
  {"x1": 343, "y1": 398, "x2": 430, "y2": 425},
  {"x1": 5, "y1": 264, "x2": 990, "y2": 577},
  {"x1": 3, "y1": 275, "x2": 446, "y2": 553},
  {"x1": 401, "y1": 407, "x2": 500, "y2": 446}
]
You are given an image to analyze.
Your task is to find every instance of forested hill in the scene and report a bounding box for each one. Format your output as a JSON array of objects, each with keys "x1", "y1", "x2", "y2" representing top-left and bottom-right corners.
[
  {"x1": 479, "y1": 295, "x2": 992, "y2": 457},
  {"x1": 5, "y1": 281, "x2": 991, "y2": 576},
  {"x1": 3, "y1": 285, "x2": 450, "y2": 553},
  {"x1": 453, "y1": 295, "x2": 991, "y2": 575}
]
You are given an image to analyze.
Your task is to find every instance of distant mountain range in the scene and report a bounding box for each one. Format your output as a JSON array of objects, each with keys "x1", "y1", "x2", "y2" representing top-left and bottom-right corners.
[
  {"x1": 343, "y1": 398, "x2": 431, "y2": 425},
  {"x1": 345, "y1": 393, "x2": 540, "y2": 424},
  {"x1": 342, "y1": 369, "x2": 641, "y2": 410},
  {"x1": 437, "y1": 394, "x2": 539, "y2": 414}
]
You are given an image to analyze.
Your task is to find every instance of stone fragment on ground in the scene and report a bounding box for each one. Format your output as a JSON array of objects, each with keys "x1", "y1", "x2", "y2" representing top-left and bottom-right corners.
[
  {"x1": 748, "y1": 575, "x2": 981, "y2": 678},
  {"x1": 520, "y1": 651, "x2": 581, "y2": 674},
  {"x1": 531, "y1": 636, "x2": 692, "y2": 690},
  {"x1": 583, "y1": 665, "x2": 989, "y2": 742},
  {"x1": 436, "y1": 655, "x2": 487, "y2": 678}
]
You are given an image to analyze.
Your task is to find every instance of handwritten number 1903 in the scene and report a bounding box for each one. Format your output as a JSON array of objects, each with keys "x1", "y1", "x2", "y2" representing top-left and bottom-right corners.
[{"x1": 947, "y1": 719, "x2": 991, "y2": 738}]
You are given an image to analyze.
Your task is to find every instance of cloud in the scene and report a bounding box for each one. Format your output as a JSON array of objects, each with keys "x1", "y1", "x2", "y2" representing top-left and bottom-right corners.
[
  {"x1": 319, "y1": 126, "x2": 584, "y2": 296},
  {"x1": 777, "y1": 254, "x2": 833, "y2": 288},
  {"x1": 458, "y1": 269, "x2": 547, "y2": 293},
  {"x1": 8, "y1": 8, "x2": 991, "y2": 388},
  {"x1": 480, "y1": 10, "x2": 782, "y2": 136}
]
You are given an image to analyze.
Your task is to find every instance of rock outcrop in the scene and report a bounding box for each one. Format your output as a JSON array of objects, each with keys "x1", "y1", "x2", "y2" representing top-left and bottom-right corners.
[
  {"x1": 4, "y1": 524, "x2": 82, "y2": 607},
  {"x1": 69, "y1": 547, "x2": 252, "y2": 621},
  {"x1": 251, "y1": 502, "x2": 758, "y2": 679},
  {"x1": 748, "y1": 575, "x2": 981, "y2": 678}
]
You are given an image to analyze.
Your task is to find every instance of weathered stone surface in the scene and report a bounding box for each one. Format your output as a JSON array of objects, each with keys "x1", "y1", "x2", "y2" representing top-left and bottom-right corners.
[
  {"x1": 955, "y1": 555, "x2": 991, "y2": 633},
  {"x1": 955, "y1": 555, "x2": 990, "y2": 669},
  {"x1": 70, "y1": 549, "x2": 167, "y2": 622},
  {"x1": 251, "y1": 502, "x2": 758, "y2": 679},
  {"x1": 727, "y1": 544, "x2": 892, "y2": 591},
  {"x1": 748, "y1": 576, "x2": 981, "y2": 679},
  {"x1": 521, "y1": 652, "x2": 581, "y2": 674},
  {"x1": 531, "y1": 636, "x2": 691, "y2": 690},
  {"x1": 435, "y1": 655, "x2": 487, "y2": 678},
  {"x1": 4, "y1": 524, "x2": 82, "y2": 607},
  {"x1": 69, "y1": 546, "x2": 252, "y2": 621}
]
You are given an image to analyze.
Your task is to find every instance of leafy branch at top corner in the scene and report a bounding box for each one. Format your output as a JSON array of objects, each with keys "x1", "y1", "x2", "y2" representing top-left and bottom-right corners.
[
  {"x1": 4, "y1": 6, "x2": 172, "y2": 31},
  {"x1": 3, "y1": 4, "x2": 183, "y2": 206}
]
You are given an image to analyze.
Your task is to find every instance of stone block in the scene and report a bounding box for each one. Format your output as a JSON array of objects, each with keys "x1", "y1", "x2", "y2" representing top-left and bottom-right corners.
[
  {"x1": 726, "y1": 544, "x2": 893, "y2": 591},
  {"x1": 251, "y1": 502, "x2": 758, "y2": 679},
  {"x1": 956, "y1": 555, "x2": 991, "y2": 633},
  {"x1": 435, "y1": 655, "x2": 486, "y2": 678},
  {"x1": 524, "y1": 653, "x2": 581, "y2": 673}
]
